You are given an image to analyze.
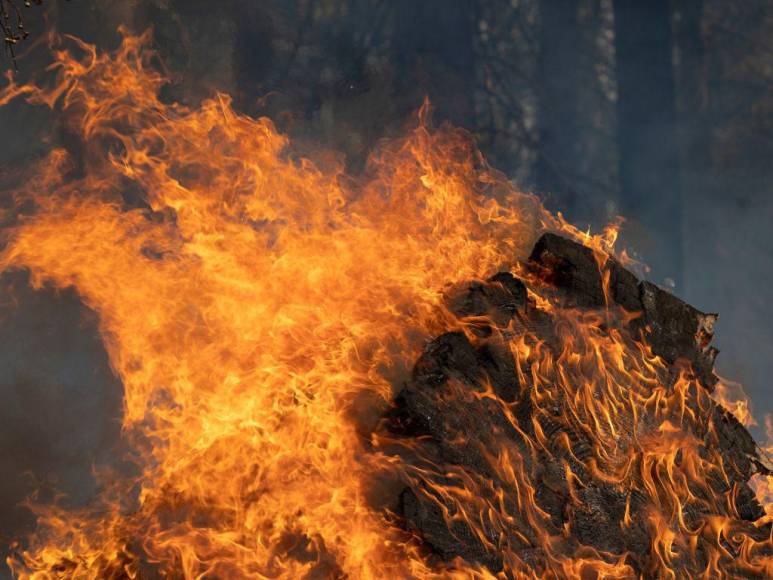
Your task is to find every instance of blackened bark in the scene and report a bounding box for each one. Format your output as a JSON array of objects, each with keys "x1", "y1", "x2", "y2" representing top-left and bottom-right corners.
[
  {"x1": 529, "y1": 232, "x2": 719, "y2": 388},
  {"x1": 386, "y1": 234, "x2": 768, "y2": 575}
]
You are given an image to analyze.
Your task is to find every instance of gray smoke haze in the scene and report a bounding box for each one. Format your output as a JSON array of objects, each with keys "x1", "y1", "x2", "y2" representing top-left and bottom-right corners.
[
  {"x1": 0, "y1": 1, "x2": 771, "y2": 576},
  {"x1": 0, "y1": 273, "x2": 125, "y2": 574}
]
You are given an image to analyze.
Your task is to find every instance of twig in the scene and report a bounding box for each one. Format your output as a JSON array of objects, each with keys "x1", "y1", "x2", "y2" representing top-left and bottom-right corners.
[{"x1": 1, "y1": 0, "x2": 44, "y2": 70}]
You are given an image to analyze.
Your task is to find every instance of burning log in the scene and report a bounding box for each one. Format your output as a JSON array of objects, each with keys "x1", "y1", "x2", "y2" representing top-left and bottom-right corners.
[
  {"x1": 3, "y1": 29, "x2": 772, "y2": 578},
  {"x1": 530, "y1": 232, "x2": 719, "y2": 390},
  {"x1": 529, "y1": 231, "x2": 642, "y2": 312},
  {"x1": 386, "y1": 233, "x2": 770, "y2": 577}
]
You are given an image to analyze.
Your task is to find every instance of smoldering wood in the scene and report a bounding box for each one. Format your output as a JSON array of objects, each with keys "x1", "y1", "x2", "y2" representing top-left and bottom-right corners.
[
  {"x1": 529, "y1": 231, "x2": 642, "y2": 312},
  {"x1": 530, "y1": 232, "x2": 719, "y2": 389},
  {"x1": 384, "y1": 233, "x2": 769, "y2": 576}
]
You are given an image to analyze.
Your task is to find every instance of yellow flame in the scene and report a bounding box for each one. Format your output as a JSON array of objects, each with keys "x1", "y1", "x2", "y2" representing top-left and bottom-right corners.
[{"x1": 0, "y1": 31, "x2": 770, "y2": 579}]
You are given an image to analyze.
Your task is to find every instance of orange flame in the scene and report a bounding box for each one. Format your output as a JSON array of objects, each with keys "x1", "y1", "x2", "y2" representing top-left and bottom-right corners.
[
  {"x1": 0, "y1": 31, "x2": 770, "y2": 578},
  {"x1": 712, "y1": 376, "x2": 756, "y2": 428}
]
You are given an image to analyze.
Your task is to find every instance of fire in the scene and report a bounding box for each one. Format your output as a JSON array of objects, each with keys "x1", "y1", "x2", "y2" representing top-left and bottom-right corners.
[
  {"x1": 0, "y1": 31, "x2": 770, "y2": 578},
  {"x1": 712, "y1": 376, "x2": 756, "y2": 428},
  {"x1": 751, "y1": 416, "x2": 773, "y2": 517}
]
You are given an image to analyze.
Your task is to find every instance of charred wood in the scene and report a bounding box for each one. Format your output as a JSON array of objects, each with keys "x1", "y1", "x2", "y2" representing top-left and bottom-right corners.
[{"x1": 384, "y1": 233, "x2": 770, "y2": 576}]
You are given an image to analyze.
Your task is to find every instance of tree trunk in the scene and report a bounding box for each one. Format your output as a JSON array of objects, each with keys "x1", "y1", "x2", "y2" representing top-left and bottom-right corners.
[
  {"x1": 673, "y1": 0, "x2": 711, "y2": 302},
  {"x1": 536, "y1": 0, "x2": 584, "y2": 219},
  {"x1": 391, "y1": 0, "x2": 476, "y2": 129},
  {"x1": 613, "y1": 0, "x2": 682, "y2": 288}
]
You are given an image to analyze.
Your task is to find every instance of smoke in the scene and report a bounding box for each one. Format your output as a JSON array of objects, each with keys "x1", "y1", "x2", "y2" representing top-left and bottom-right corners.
[
  {"x1": 0, "y1": 0, "x2": 770, "y2": 575},
  {"x1": 0, "y1": 273, "x2": 125, "y2": 576},
  {"x1": 683, "y1": 194, "x2": 773, "y2": 442}
]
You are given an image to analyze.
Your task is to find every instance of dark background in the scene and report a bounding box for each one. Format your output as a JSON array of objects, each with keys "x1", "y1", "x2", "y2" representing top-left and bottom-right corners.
[{"x1": 0, "y1": 0, "x2": 771, "y2": 573}]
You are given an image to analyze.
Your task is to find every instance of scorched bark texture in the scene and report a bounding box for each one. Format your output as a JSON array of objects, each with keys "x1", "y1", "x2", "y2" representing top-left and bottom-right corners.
[{"x1": 384, "y1": 233, "x2": 769, "y2": 577}]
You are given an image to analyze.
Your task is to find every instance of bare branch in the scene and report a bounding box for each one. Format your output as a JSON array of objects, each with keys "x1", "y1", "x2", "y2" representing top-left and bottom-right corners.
[{"x1": 1, "y1": 0, "x2": 46, "y2": 70}]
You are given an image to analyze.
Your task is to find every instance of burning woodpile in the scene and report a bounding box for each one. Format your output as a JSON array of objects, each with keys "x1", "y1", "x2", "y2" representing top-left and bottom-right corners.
[
  {"x1": 385, "y1": 233, "x2": 771, "y2": 577},
  {"x1": 1, "y1": 32, "x2": 772, "y2": 579}
]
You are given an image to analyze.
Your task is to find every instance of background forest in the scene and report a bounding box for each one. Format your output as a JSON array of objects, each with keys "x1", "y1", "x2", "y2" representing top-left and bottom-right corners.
[{"x1": 0, "y1": 0, "x2": 771, "y2": 573}]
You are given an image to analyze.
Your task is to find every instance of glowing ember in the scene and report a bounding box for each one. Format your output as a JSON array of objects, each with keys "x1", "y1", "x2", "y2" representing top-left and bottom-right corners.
[{"x1": 0, "y1": 31, "x2": 771, "y2": 578}]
